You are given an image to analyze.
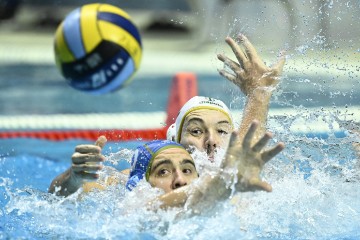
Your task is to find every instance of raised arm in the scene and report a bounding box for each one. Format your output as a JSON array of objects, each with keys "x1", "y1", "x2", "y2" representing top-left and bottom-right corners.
[{"x1": 217, "y1": 34, "x2": 285, "y2": 143}]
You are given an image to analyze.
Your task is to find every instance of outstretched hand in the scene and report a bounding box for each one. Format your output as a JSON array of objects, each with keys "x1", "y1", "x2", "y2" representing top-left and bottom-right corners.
[
  {"x1": 221, "y1": 120, "x2": 285, "y2": 192},
  {"x1": 217, "y1": 34, "x2": 285, "y2": 96}
]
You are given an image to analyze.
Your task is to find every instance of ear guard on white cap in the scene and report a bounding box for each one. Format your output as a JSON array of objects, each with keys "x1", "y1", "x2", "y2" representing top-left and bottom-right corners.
[
  {"x1": 174, "y1": 96, "x2": 233, "y2": 142},
  {"x1": 166, "y1": 123, "x2": 176, "y2": 141}
]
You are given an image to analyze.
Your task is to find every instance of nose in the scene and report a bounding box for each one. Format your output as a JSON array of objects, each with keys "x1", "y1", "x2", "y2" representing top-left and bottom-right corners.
[
  {"x1": 172, "y1": 170, "x2": 187, "y2": 190},
  {"x1": 204, "y1": 130, "x2": 219, "y2": 156}
]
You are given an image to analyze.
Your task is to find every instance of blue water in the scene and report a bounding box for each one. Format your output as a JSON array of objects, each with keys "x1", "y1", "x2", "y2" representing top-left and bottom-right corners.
[
  {"x1": 1, "y1": 52, "x2": 360, "y2": 239},
  {"x1": 1, "y1": 126, "x2": 360, "y2": 239}
]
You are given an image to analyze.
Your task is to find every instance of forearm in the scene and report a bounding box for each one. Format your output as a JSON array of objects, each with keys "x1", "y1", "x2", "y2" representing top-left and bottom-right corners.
[
  {"x1": 146, "y1": 187, "x2": 189, "y2": 211},
  {"x1": 195, "y1": 174, "x2": 232, "y2": 202},
  {"x1": 150, "y1": 175, "x2": 231, "y2": 212},
  {"x1": 238, "y1": 88, "x2": 273, "y2": 143}
]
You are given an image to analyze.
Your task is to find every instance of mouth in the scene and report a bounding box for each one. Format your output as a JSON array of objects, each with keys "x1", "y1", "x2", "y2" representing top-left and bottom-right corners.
[{"x1": 207, "y1": 150, "x2": 215, "y2": 162}]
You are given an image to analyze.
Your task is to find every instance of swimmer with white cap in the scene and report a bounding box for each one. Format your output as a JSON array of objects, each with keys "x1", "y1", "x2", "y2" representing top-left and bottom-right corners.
[
  {"x1": 168, "y1": 34, "x2": 286, "y2": 161},
  {"x1": 171, "y1": 96, "x2": 233, "y2": 161}
]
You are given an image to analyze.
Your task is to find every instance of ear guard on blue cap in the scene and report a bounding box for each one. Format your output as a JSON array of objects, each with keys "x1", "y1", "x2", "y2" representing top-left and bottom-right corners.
[{"x1": 126, "y1": 175, "x2": 141, "y2": 191}]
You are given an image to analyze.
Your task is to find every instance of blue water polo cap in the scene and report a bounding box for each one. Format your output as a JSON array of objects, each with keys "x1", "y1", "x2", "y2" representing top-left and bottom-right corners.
[{"x1": 126, "y1": 140, "x2": 184, "y2": 191}]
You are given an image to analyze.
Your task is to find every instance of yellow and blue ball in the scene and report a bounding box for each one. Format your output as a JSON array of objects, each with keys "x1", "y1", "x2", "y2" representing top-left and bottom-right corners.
[{"x1": 54, "y1": 3, "x2": 142, "y2": 94}]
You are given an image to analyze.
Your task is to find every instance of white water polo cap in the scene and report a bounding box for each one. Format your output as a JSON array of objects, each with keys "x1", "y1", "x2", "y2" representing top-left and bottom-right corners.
[{"x1": 175, "y1": 96, "x2": 234, "y2": 142}]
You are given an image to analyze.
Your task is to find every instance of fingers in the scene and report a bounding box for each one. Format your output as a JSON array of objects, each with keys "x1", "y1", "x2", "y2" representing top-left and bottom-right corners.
[
  {"x1": 72, "y1": 152, "x2": 104, "y2": 180},
  {"x1": 217, "y1": 53, "x2": 242, "y2": 74},
  {"x1": 218, "y1": 68, "x2": 237, "y2": 83},
  {"x1": 225, "y1": 36, "x2": 249, "y2": 67},
  {"x1": 217, "y1": 54, "x2": 245, "y2": 83},
  {"x1": 252, "y1": 132, "x2": 272, "y2": 152},
  {"x1": 68, "y1": 136, "x2": 107, "y2": 184},
  {"x1": 238, "y1": 178, "x2": 272, "y2": 192},
  {"x1": 72, "y1": 163, "x2": 103, "y2": 173},
  {"x1": 242, "y1": 120, "x2": 259, "y2": 149},
  {"x1": 224, "y1": 34, "x2": 285, "y2": 76},
  {"x1": 271, "y1": 51, "x2": 286, "y2": 75},
  {"x1": 249, "y1": 178, "x2": 272, "y2": 192},
  {"x1": 72, "y1": 137, "x2": 106, "y2": 165},
  {"x1": 75, "y1": 145, "x2": 101, "y2": 154},
  {"x1": 95, "y1": 135, "x2": 107, "y2": 149},
  {"x1": 73, "y1": 136, "x2": 107, "y2": 163},
  {"x1": 221, "y1": 131, "x2": 239, "y2": 168},
  {"x1": 261, "y1": 142, "x2": 285, "y2": 163},
  {"x1": 228, "y1": 131, "x2": 239, "y2": 149},
  {"x1": 72, "y1": 170, "x2": 100, "y2": 181},
  {"x1": 261, "y1": 181, "x2": 272, "y2": 192},
  {"x1": 237, "y1": 34, "x2": 259, "y2": 62},
  {"x1": 72, "y1": 152, "x2": 105, "y2": 164}
]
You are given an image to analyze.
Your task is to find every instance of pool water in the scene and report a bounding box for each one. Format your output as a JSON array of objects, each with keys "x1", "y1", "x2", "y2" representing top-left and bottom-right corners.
[
  {"x1": 1, "y1": 38, "x2": 360, "y2": 240},
  {"x1": 1, "y1": 120, "x2": 360, "y2": 239},
  {"x1": 0, "y1": 62, "x2": 359, "y2": 239},
  {"x1": 1, "y1": 61, "x2": 360, "y2": 238}
]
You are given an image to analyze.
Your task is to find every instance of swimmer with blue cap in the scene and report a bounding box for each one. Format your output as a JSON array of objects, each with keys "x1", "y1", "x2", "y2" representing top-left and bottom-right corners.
[{"x1": 126, "y1": 140, "x2": 198, "y2": 193}]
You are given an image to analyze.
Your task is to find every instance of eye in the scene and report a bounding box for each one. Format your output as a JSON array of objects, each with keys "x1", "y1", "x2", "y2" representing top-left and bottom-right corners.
[
  {"x1": 157, "y1": 169, "x2": 170, "y2": 177},
  {"x1": 190, "y1": 128, "x2": 203, "y2": 136},
  {"x1": 182, "y1": 164, "x2": 196, "y2": 174},
  {"x1": 218, "y1": 129, "x2": 229, "y2": 136}
]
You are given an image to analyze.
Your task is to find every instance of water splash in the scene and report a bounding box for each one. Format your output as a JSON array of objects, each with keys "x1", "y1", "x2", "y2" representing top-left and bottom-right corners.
[{"x1": 1, "y1": 111, "x2": 360, "y2": 239}]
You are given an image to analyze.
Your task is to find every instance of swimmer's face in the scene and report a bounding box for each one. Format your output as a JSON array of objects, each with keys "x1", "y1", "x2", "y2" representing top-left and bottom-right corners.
[
  {"x1": 148, "y1": 147, "x2": 198, "y2": 193},
  {"x1": 179, "y1": 109, "x2": 233, "y2": 161}
]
